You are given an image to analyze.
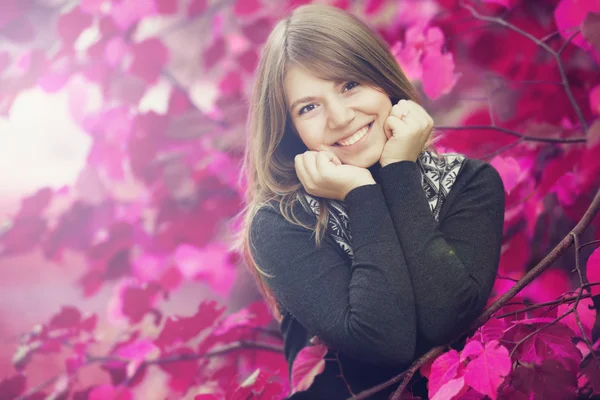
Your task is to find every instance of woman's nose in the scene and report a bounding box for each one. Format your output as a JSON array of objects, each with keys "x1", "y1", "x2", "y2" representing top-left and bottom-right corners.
[{"x1": 327, "y1": 98, "x2": 355, "y2": 130}]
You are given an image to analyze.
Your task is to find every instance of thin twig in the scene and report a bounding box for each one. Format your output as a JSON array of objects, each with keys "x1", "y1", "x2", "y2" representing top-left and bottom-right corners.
[
  {"x1": 435, "y1": 125, "x2": 586, "y2": 143},
  {"x1": 495, "y1": 293, "x2": 592, "y2": 319}
]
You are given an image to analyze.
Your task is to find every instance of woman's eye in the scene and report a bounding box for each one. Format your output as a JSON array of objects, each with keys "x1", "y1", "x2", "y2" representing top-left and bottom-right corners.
[
  {"x1": 299, "y1": 104, "x2": 316, "y2": 115},
  {"x1": 343, "y1": 81, "x2": 359, "y2": 92}
]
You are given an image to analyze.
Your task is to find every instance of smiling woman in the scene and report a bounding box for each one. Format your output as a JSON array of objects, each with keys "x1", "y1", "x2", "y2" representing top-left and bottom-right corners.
[{"x1": 234, "y1": 4, "x2": 505, "y2": 399}]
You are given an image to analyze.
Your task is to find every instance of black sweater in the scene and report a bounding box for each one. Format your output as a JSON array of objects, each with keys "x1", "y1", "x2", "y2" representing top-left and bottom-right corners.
[{"x1": 249, "y1": 158, "x2": 505, "y2": 399}]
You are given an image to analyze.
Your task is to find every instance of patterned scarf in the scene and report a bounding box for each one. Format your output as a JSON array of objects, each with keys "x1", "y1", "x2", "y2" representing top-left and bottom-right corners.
[{"x1": 296, "y1": 150, "x2": 466, "y2": 258}]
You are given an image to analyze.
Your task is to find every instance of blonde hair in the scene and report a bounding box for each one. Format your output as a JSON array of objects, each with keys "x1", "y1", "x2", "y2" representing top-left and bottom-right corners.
[{"x1": 233, "y1": 4, "x2": 437, "y2": 321}]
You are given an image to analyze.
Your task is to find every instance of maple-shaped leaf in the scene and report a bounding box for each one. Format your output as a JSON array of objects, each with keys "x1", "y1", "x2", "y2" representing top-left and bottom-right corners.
[
  {"x1": 154, "y1": 299, "x2": 226, "y2": 350},
  {"x1": 509, "y1": 322, "x2": 582, "y2": 373},
  {"x1": 428, "y1": 349, "x2": 462, "y2": 397},
  {"x1": 463, "y1": 340, "x2": 511, "y2": 400},
  {"x1": 582, "y1": 11, "x2": 600, "y2": 52},
  {"x1": 500, "y1": 361, "x2": 577, "y2": 400},
  {"x1": 421, "y1": 47, "x2": 461, "y2": 100},
  {"x1": 290, "y1": 343, "x2": 328, "y2": 394}
]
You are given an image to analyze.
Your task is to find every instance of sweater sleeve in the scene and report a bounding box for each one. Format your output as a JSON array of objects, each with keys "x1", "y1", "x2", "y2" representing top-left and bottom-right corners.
[
  {"x1": 378, "y1": 160, "x2": 505, "y2": 344},
  {"x1": 250, "y1": 185, "x2": 417, "y2": 366}
]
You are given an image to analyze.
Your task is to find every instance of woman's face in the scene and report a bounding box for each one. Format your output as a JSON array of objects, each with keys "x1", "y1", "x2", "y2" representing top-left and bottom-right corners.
[{"x1": 284, "y1": 65, "x2": 392, "y2": 168}]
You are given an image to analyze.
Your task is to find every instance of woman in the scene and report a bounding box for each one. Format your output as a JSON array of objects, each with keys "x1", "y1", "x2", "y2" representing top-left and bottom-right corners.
[{"x1": 236, "y1": 4, "x2": 505, "y2": 399}]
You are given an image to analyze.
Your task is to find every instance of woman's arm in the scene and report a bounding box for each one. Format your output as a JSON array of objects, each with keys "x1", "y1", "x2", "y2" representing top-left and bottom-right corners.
[
  {"x1": 378, "y1": 159, "x2": 505, "y2": 344},
  {"x1": 250, "y1": 184, "x2": 417, "y2": 366}
]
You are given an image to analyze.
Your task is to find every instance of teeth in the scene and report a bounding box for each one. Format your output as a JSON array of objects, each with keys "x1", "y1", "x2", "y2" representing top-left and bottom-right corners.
[{"x1": 337, "y1": 124, "x2": 370, "y2": 147}]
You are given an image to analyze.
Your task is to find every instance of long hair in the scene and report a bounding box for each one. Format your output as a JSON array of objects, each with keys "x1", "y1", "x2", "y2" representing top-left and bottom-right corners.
[{"x1": 233, "y1": 4, "x2": 436, "y2": 321}]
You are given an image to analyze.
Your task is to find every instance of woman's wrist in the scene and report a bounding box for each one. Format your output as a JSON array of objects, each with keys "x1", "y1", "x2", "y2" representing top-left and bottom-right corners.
[{"x1": 342, "y1": 178, "x2": 377, "y2": 200}]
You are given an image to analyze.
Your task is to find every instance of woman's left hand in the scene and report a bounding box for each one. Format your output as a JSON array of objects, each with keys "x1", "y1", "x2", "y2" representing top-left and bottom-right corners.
[{"x1": 380, "y1": 99, "x2": 434, "y2": 167}]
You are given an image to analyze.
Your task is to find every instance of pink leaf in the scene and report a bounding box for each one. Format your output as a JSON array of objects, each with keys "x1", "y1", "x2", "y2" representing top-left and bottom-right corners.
[
  {"x1": 0, "y1": 375, "x2": 26, "y2": 399},
  {"x1": 155, "y1": 0, "x2": 178, "y2": 14},
  {"x1": 490, "y1": 155, "x2": 526, "y2": 195},
  {"x1": 229, "y1": 368, "x2": 285, "y2": 400},
  {"x1": 460, "y1": 340, "x2": 484, "y2": 362},
  {"x1": 57, "y1": 6, "x2": 94, "y2": 45},
  {"x1": 154, "y1": 299, "x2": 226, "y2": 349},
  {"x1": 431, "y1": 376, "x2": 466, "y2": 400},
  {"x1": 482, "y1": 0, "x2": 516, "y2": 7},
  {"x1": 428, "y1": 350, "x2": 461, "y2": 397},
  {"x1": 128, "y1": 38, "x2": 169, "y2": 84},
  {"x1": 115, "y1": 339, "x2": 159, "y2": 378},
  {"x1": 89, "y1": 384, "x2": 133, "y2": 400},
  {"x1": 587, "y1": 248, "x2": 600, "y2": 296},
  {"x1": 188, "y1": 0, "x2": 208, "y2": 16},
  {"x1": 234, "y1": 0, "x2": 260, "y2": 16},
  {"x1": 583, "y1": 11, "x2": 600, "y2": 52},
  {"x1": 554, "y1": 0, "x2": 600, "y2": 51},
  {"x1": 512, "y1": 323, "x2": 582, "y2": 373},
  {"x1": 173, "y1": 242, "x2": 237, "y2": 297},
  {"x1": 290, "y1": 344, "x2": 328, "y2": 394},
  {"x1": 365, "y1": 0, "x2": 386, "y2": 15},
  {"x1": 111, "y1": 0, "x2": 156, "y2": 31},
  {"x1": 421, "y1": 49, "x2": 460, "y2": 99},
  {"x1": 471, "y1": 318, "x2": 506, "y2": 344},
  {"x1": 464, "y1": 340, "x2": 511, "y2": 400},
  {"x1": 557, "y1": 297, "x2": 595, "y2": 339}
]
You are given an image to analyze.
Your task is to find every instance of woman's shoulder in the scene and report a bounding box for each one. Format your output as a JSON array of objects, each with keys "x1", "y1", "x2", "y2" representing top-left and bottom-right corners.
[
  {"x1": 249, "y1": 196, "x2": 317, "y2": 242},
  {"x1": 455, "y1": 156, "x2": 504, "y2": 190}
]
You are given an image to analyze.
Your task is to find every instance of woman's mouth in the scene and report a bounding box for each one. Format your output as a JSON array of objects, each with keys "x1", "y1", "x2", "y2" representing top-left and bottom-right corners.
[{"x1": 334, "y1": 122, "x2": 373, "y2": 148}]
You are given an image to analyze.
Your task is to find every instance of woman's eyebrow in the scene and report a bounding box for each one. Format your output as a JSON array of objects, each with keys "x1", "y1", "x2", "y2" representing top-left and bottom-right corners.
[{"x1": 290, "y1": 96, "x2": 318, "y2": 112}]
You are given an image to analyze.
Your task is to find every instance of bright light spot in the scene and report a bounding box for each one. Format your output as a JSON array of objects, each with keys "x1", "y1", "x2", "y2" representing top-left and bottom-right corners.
[
  {"x1": 139, "y1": 79, "x2": 171, "y2": 114},
  {"x1": 0, "y1": 88, "x2": 92, "y2": 198}
]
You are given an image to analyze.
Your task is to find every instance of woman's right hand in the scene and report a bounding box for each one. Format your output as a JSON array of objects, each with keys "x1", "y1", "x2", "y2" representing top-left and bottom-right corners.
[{"x1": 294, "y1": 151, "x2": 376, "y2": 201}]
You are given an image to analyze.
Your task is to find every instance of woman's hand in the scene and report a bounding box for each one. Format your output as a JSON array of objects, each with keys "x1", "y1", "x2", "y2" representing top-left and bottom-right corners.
[
  {"x1": 294, "y1": 151, "x2": 375, "y2": 201},
  {"x1": 380, "y1": 99, "x2": 434, "y2": 167}
]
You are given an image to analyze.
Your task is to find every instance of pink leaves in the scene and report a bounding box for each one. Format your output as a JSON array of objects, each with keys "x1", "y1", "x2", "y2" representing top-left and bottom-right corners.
[
  {"x1": 428, "y1": 341, "x2": 511, "y2": 400},
  {"x1": 155, "y1": 300, "x2": 226, "y2": 350},
  {"x1": 392, "y1": 25, "x2": 460, "y2": 99},
  {"x1": 290, "y1": 343, "x2": 328, "y2": 394}
]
